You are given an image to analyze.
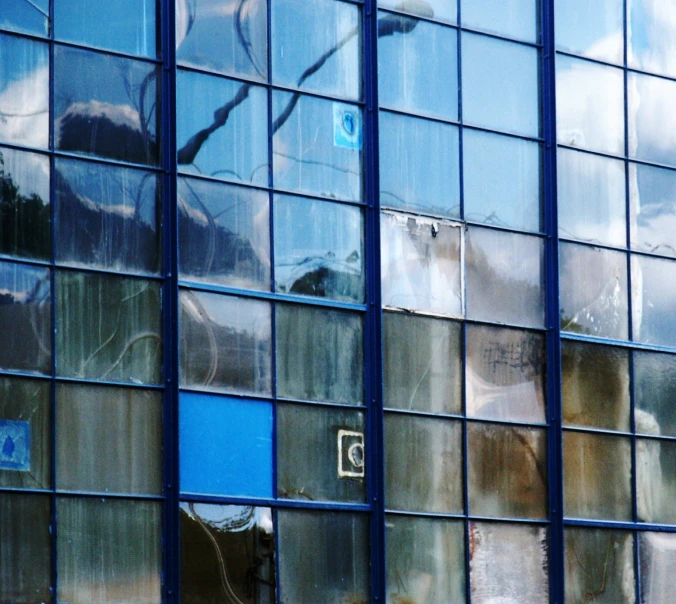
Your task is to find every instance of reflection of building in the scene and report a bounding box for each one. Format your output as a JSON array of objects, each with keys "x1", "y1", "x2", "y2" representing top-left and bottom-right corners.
[{"x1": 3, "y1": 0, "x2": 676, "y2": 602}]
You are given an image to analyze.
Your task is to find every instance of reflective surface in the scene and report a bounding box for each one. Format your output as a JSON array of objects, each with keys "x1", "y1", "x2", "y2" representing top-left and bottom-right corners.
[
  {"x1": 628, "y1": 0, "x2": 676, "y2": 79},
  {"x1": 637, "y1": 437, "x2": 676, "y2": 524},
  {"x1": 462, "y1": 0, "x2": 538, "y2": 42},
  {"x1": 378, "y1": 0, "x2": 456, "y2": 24},
  {"x1": 639, "y1": 532, "x2": 676, "y2": 604},
  {"x1": 634, "y1": 350, "x2": 676, "y2": 438},
  {"x1": 632, "y1": 255, "x2": 676, "y2": 347},
  {"x1": 0, "y1": 0, "x2": 49, "y2": 36}
]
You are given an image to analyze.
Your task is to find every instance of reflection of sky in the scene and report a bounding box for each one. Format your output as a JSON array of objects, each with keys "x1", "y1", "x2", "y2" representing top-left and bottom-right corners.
[
  {"x1": 462, "y1": 0, "x2": 537, "y2": 43},
  {"x1": 633, "y1": 255, "x2": 676, "y2": 346},
  {"x1": 182, "y1": 502, "x2": 273, "y2": 535},
  {"x1": 0, "y1": 146, "x2": 50, "y2": 203},
  {"x1": 0, "y1": 260, "x2": 50, "y2": 304},
  {"x1": 0, "y1": 0, "x2": 49, "y2": 36},
  {"x1": 379, "y1": 0, "x2": 456, "y2": 24}
]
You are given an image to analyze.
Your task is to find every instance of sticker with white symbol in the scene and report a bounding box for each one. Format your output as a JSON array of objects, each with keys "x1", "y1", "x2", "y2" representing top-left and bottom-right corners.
[
  {"x1": 338, "y1": 429, "x2": 365, "y2": 478},
  {"x1": 333, "y1": 103, "x2": 362, "y2": 150},
  {"x1": 0, "y1": 419, "x2": 30, "y2": 472}
]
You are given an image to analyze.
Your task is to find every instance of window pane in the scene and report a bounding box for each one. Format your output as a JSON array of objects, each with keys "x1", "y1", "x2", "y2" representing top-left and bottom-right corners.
[
  {"x1": 379, "y1": 111, "x2": 460, "y2": 217},
  {"x1": 464, "y1": 129, "x2": 541, "y2": 232},
  {"x1": 637, "y1": 437, "x2": 676, "y2": 524},
  {"x1": 274, "y1": 195, "x2": 364, "y2": 303},
  {"x1": 56, "y1": 383, "x2": 162, "y2": 495},
  {"x1": 177, "y1": 71, "x2": 268, "y2": 185},
  {"x1": 632, "y1": 255, "x2": 676, "y2": 347},
  {"x1": 383, "y1": 312, "x2": 462, "y2": 415},
  {"x1": 55, "y1": 158, "x2": 161, "y2": 273},
  {"x1": 378, "y1": 0, "x2": 455, "y2": 24},
  {"x1": 381, "y1": 212, "x2": 462, "y2": 316},
  {"x1": 178, "y1": 176, "x2": 270, "y2": 289},
  {"x1": 634, "y1": 351, "x2": 676, "y2": 438},
  {"x1": 176, "y1": 0, "x2": 268, "y2": 80},
  {"x1": 180, "y1": 503, "x2": 275, "y2": 604},
  {"x1": 276, "y1": 304, "x2": 363, "y2": 404},
  {"x1": 180, "y1": 290, "x2": 272, "y2": 395},
  {"x1": 0, "y1": 146, "x2": 50, "y2": 260},
  {"x1": 0, "y1": 33, "x2": 48, "y2": 148},
  {"x1": 54, "y1": 46, "x2": 159, "y2": 165},
  {"x1": 56, "y1": 272, "x2": 162, "y2": 384},
  {"x1": 628, "y1": 0, "x2": 676, "y2": 79},
  {"x1": 277, "y1": 403, "x2": 365, "y2": 503},
  {"x1": 640, "y1": 532, "x2": 676, "y2": 603},
  {"x1": 0, "y1": 0, "x2": 49, "y2": 36},
  {"x1": 273, "y1": 92, "x2": 363, "y2": 201},
  {"x1": 272, "y1": 0, "x2": 361, "y2": 100},
  {"x1": 277, "y1": 510, "x2": 369, "y2": 604},
  {"x1": 462, "y1": 0, "x2": 537, "y2": 42},
  {"x1": 57, "y1": 497, "x2": 161, "y2": 604}
]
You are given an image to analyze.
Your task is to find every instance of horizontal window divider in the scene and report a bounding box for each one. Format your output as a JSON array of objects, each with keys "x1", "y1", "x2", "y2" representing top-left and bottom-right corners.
[
  {"x1": 464, "y1": 415, "x2": 549, "y2": 430},
  {"x1": 53, "y1": 39, "x2": 162, "y2": 65},
  {"x1": 177, "y1": 387, "x2": 273, "y2": 403},
  {"x1": 562, "y1": 425, "x2": 633, "y2": 438},
  {"x1": 52, "y1": 490, "x2": 165, "y2": 501},
  {"x1": 0, "y1": 368, "x2": 52, "y2": 381},
  {"x1": 458, "y1": 25, "x2": 542, "y2": 50},
  {"x1": 0, "y1": 140, "x2": 51, "y2": 157},
  {"x1": 464, "y1": 220, "x2": 547, "y2": 238},
  {"x1": 378, "y1": 104, "x2": 460, "y2": 128},
  {"x1": 463, "y1": 514, "x2": 550, "y2": 525},
  {"x1": 54, "y1": 375, "x2": 164, "y2": 390},
  {"x1": 384, "y1": 407, "x2": 464, "y2": 421},
  {"x1": 560, "y1": 236, "x2": 676, "y2": 262},
  {"x1": 53, "y1": 263, "x2": 163, "y2": 281},
  {"x1": 557, "y1": 143, "x2": 676, "y2": 173},
  {"x1": 51, "y1": 148, "x2": 164, "y2": 173},
  {"x1": 561, "y1": 331, "x2": 676, "y2": 355},
  {"x1": 563, "y1": 517, "x2": 676, "y2": 532},
  {"x1": 0, "y1": 254, "x2": 51, "y2": 269},
  {"x1": 384, "y1": 509, "x2": 467, "y2": 520},
  {"x1": 379, "y1": 206, "x2": 462, "y2": 224},
  {"x1": 382, "y1": 305, "x2": 464, "y2": 322},
  {"x1": 460, "y1": 121, "x2": 544, "y2": 143},
  {"x1": 463, "y1": 316, "x2": 548, "y2": 333},
  {"x1": 375, "y1": 6, "x2": 457, "y2": 30},
  {"x1": 270, "y1": 186, "x2": 366, "y2": 208},
  {"x1": 175, "y1": 62, "x2": 268, "y2": 86},
  {"x1": 0, "y1": 485, "x2": 54, "y2": 496},
  {"x1": 180, "y1": 493, "x2": 371, "y2": 512},
  {"x1": 275, "y1": 397, "x2": 366, "y2": 411},
  {"x1": 0, "y1": 27, "x2": 50, "y2": 44},
  {"x1": 269, "y1": 82, "x2": 365, "y2": 107}
]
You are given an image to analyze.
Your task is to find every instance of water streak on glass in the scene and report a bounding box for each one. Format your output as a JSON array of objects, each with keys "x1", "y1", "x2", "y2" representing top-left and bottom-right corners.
[
  {"x1": 628, "y1": 0, "x2": 676, "y2": 79},
  {"x1": 637, "y1": 437, "x2": 676, "y2": 524},
  {"x1": 634, "y1": 350, "x2": 676, "y2": 438},
  {"x1": 632, "y1": 254, "x2": 676, "y2": 347},
  {"x1": 639, "y1": 532, "x2": 676, "y2": 604}
]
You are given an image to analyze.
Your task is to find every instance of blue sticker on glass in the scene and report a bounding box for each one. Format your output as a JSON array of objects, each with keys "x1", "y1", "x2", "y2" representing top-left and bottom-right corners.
[
  {"x1": 0, "y1": 419, "x2": 30, "y2": 472},
  {"x1": 333, "y1": 103, "x2": 362, "y2": 150}
]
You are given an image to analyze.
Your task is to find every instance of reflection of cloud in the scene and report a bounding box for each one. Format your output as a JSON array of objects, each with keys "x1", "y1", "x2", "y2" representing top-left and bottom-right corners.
[
  {"x1": 628, "y1": 0, "x2": 676, "y2": 77},
  {"x1": 55, "y1": 100, "x2": 142, "y2": 140},
  {"x1": 0, "y1": 65, "x2": 48, "y2": 148}
]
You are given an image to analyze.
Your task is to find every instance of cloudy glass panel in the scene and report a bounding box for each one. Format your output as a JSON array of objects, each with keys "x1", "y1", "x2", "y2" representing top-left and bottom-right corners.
[
  {"x1": 636, "y1": 437, "x2": 676, "y2": 524},
  {"x1": 628, "y1": 0, "x2": 676, "y2": 79},
  {"x1": 632, "y1": 255, "x2": 676, "y2": 347},
  {"x1": 634, "y1": 350, "x2": 676, "y2": 438},
  {"x1": 640, "y1": 532, "x2": 676, "y2": 603},
  {"x1": 462, "y1": 0, "x2": 537, "y2": 42},
  {"x1": 378, "y1": 0, "x2": 455, "y2": 24},
  {"x1": 0, "y1": 0, "x2": 49, "y2": 36}
]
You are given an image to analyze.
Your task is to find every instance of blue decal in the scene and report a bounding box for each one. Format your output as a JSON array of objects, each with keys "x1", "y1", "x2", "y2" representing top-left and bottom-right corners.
[
  {"x1": 333, "y1": 103, "x2": 362, "y2": 150},
  {"x1": 0, "y1": 419, "x2": 30, "y2": 472}
]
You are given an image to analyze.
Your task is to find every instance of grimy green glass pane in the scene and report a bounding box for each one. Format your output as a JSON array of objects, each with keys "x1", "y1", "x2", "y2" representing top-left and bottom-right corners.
[
  {"x1": 637, "y1": 437, "x2": 676, "y2": 525},
  {"x1": 634, "y1": 350, "x2": 676, "y2": 438},
  {"x1": 632, "y1": 255, "x2": 676, "y2": 347},
  {"x1": 640, "y1": 532, "x2": 676, "y2": 603},
  {"x1": 180, "y1": 503, "x2": 275, "y2": 604}
]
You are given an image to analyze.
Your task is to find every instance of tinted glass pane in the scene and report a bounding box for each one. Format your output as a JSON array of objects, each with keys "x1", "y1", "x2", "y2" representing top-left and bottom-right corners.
[
  {"x1": 0, "y1": 146, "x2": 50, "y2": 260},
  {"x1": 55, "y1": 158, "x2": 161, "y2": 273},
  {"x1": 462, "y1": 0, "x2": 537, "y2": 42},
  {"x1": 180, "y1": 504, "x2": 275, "y2": 604},
  {"x1": 0, "y1": 376, "x2": 50, "y2": 489},
  {"x1": 383, "y1": 312, "x2": 462, "y2": 415},
  {"x1": 560, "y1": 243, "x2": 628, "y2": 339},
  {"x1": 379, "y1": 111, "x2": 460, "y2": 217},
  {"x1": 54, "y1": 46, "x2": 159, "y2": 165},
  {"x1": 56, "y1": 383, "x2": 162, "y2": 495},
  {"x1": 378, "y1": 14, "x2": 457, "y2": 119},
  {"x1": 463, "y1": 129, "x2": 541, "y2": 232},
  {"x1": 276, "y1": 304, "x2": 363, "y2": 404},
  {"x1": 55, "y1": 0, "x2": 156, "y2": 57},
  {"x1": 277, "y1": 403, "x2": 365, "y2": 503},
  {"x1": 637, "y1": 437, "x2": 676, "y2": 524},
  {"x1": 0, "y1": 493, "x2": 51, "y2": 604},
  {"x1": 178, "y1": 176, "x2": 270, "y2": 289},
  {"x1": 628, "y1": 0, "x2": 676, "y2": 79},
  {"x1": 277, "y1": 510, "x2": 369, "y2": 604},
  {"x1": 0, "y1": 261, "x2": 50, "y2": 374},
  {"x1": 57, "y1": 497, "x2": 161, "y2": 604},
  {"x1": 381, "y1": 212, "x2": 462, "y2": 316},
  {"x1": 385, "y1": 413, "x2": 462, "y2": 513},
  {"x1": 466, "y1": 324, "x2": 546, "y2": 423},
  {"x1": 462, "y1": 33, "x2": 539, "y2": 137},
  {"x1": 386, "y1": 516, "x2": 465, "y2": 604},
  {"x1": 640, "y1": 532, "x2": 676, "y2": 603},
  {"x1": 273, "y1": 92, "x2": 363, "y2": 201},
  {"x1": 378, "y1": 0, "x2": 456, "y2": 24},
  {"x1": 0, "y1": 34, "x2": 48, "y2": 148},
  {"x1": 0, "y1": 0, "x2": 49, "y2": 36},
  {"x1": 632, "y1": 255, "x2": 676, "y2": 347},
  {"x1": 556, "y1": 55, "x2": 624, "y2": 155},
  {"x1": 177, "y1": 71, "x2": 267, "y2": 185},
  {"x1": 466, "y1": 227, "x2": 544, "y2": 328},
  {"x1": 634, "y1": 350, "x2": 676, "y2": 438},
  {"x1": 272, "y1": 0, "x2": 361, "y2": 100},
  {"x1": 176, "y1": 0, "x2": 268, "y2": 80},
  {"x1": 180, "y1": 290, "x2": 272, "y2": 395}
]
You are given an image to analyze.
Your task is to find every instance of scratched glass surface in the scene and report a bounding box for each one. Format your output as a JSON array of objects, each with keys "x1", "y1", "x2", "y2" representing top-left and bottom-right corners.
[
  {"x1": 639, "y1": 532, "x2": 676, "y2": 604},
  {"x1": 634, "y1": 350, "x2": 676, "y2": 438},
  {"x1": 462, "y1": 0, "x2": 538, "y2": 42},
  {"x1": 636, "y1": 437, "x2": 676, "y2": 525},
  {"x1": 0, "y1": 0, "x2": 49, "y2": 36},
  {"x1": 632, "y1": 254, "x2": 676, "y2": 347}
]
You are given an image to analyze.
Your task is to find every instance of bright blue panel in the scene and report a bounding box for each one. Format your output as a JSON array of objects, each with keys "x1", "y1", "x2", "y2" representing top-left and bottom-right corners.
[{"x1": 179, "y1": 393, "x2": 273, "y2": 498}]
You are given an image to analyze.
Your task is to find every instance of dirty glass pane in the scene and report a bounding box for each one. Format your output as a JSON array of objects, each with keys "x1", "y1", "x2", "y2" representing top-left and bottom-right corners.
[
  {"x1": 0, "y1": 493, "x2": 51, "y2": 604},
  {"x1": 55, "y1": 158, "x2": 161, "y2": 274},
  {"x1": 466, "y1": 227, "x2": 544, "y2": 328},
  {"x1": 463, "y1": 129, "x2": 541, "y2": 233},
  {"x1": 555, "y1": 0, "x2": 624, "y2": 64},
  {"x1": 277, "y1": 403, "x2": 365, "y2": 503},
  {"x1": 386, "y1": 515, "x2": 465, "y2": 604},
  {"x1": 0, "y1": 146, "x2": 50, "y2": 260},
  {"x1": 385, "y1": 413, "x2": 462, "y2": 513},
  {"x1": 177, "y1": 70, "x2": 267, "y2": 185},
  {"x1": 466, "y1": 324, "x2": 546, "y2": 423},
  {"x1": 628, "y1": 0, "x2": 676, "y2": 79},
  {"x1": 558, "y1": 147, "x2": 626, "y2": 247},
  {"x1": 462, "y1": 0, "x2": 537, "y2": 42},
  {"x1": 277, "y1": 510, "x2": 369, "y2": 604},
  {"x1": 0, "y1": 33, "x2": 48, "y2": 148},
  {"x1": 181, "y1": 503, "x2": 275, "y2": 604},
  {"x1": 556, "y1": 55, "x2": 624, "y2": 155},
  {"x1": 0, "y1": 376, "x2": 50, "y2": 490},
  {"x1": 383, "y1": 312, "x2": 462, "y2": 415},
  {"x1": 272, "y1": 0, "x2": 361, "y2": 100},
  {"x1": 0, "y1": 0, "x2": 49, "y2": 36},
  {"x1": 381, "y1": 212, "x2": 462, "y2": 316},
  {"x1": 562, "y1": 340, "x2": 630, "y2": 431},
  {"x1": 54, "y1": 46, "x2": 159, "y2": 165},
  {"x1": 563, "y1": 431, "x2": 631, "y2": 520},
  {"x1": 378, "y1": 14, "x2": 457, "y2": 119},
  {"x1": 274, "y1": 194, "x2": 364, "y2": 302},
  {"x1": 276, "y1": 304, "x2": 363, "y2": 404},
  {"x1": 55, "y1": 0, "x2": 156, "y2": 57},
  {"x1": 176, "y1": 0, "x2": 268, "y2": 80},
  {"x1": 468, "y1": 423, "x2": 547, "y2": 519},
  {"x1": 56, "y1": 384, "x2": 162, "y2": 495},
  {"x1": 379, "y1": 110, "x2": 460, "y2": 218},
  {"x1": 469, "y1": 522, "x2": 549, "y2": 604},
  {"x1": 180, "y1": 290, "x2": 271, "y2": 395},
  {"x1": 634, "y1": 350, "x2": 676, "y2": 438},
  {"x1": 178, "y1": 176, "x2": 270, "y2": 289},
  {"x1": 56, "y1": 272, "x2": 162, "y2": 384},
  {"x1": 564, "y1": 528, "x2": 634, "y2": 604},
  {"x1": 273, "y1": 92, "x2": 363, "y2": 201},
  {"x1": 462, "y1": 33, "x2": 539, "y2": 137},
  {"x1": 637, "y1": 437, "x2": 676, "y2": 524},
  {"x1": 559, "y1": 242, "x2": 628, "y2": 339},
  {"x1": 57, "y1": 497, "x2": 161, "y2": 604},
  {"x1": 378, "y1": 0, "x2": 455, "y2": 24},
  {"x1": 632, "y1": 255, "x2": 676, "y2": 347},
  {"x1": 640, "y1": 532, "x2": 676, "y2": 604},
  {"x1": 0, "y1": 261, "x2": 50, "y2": 374}
]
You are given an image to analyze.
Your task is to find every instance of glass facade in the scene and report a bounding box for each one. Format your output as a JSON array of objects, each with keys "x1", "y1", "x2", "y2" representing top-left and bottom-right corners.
[{"x1": 1, "y1": 0, "x2": 676, "y2": 602}]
